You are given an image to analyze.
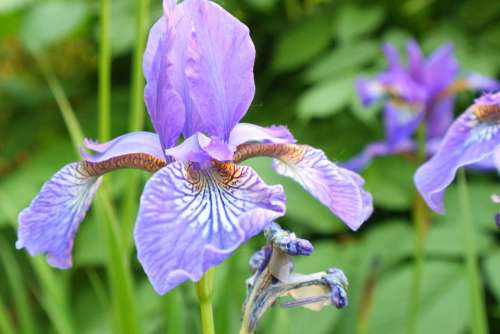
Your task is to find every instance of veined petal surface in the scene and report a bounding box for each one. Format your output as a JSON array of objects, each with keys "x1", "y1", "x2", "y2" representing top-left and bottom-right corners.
[
  {"x1": 81, "y1": 131, "x2": 165, "y2": 162},
  {"x1": 272, "y1": 145, "x2": 373, "y2": 230},
  {"x1": 135, "y1": 162, "x2": 286, "y2": 294},
  {"x1": 415, "y1": 94, "x2": 500, "y2": 213},
  {"x1": 16, "y1": 162, "x2": 102, "y2": 269}
]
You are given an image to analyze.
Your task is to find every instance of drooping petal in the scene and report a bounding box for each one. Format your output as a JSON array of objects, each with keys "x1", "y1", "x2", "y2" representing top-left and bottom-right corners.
[
  {"x1": 228, "y1": 123, "x2": 296, "y2": 147},
  {"x1": 183, "y1": 0, "x2": 256, "y2": 140},
  {"x1": 135, "y1": 161, "x2": 286, "y2": 294},
  {"x1": 164, "y1": 132, "x2": 235, "y2": 164},
  {"x1": 143, "y1": 2, "x2": 186, "y2": 149},
  {"x1": 384, "y1": 101, "x2": 424, "y2": 147},
  {"x1": 80, "y1": 131, "x2": 165, "y2": 163},
  {"x1": 16, "y1": 163, "x2": 102, "y2": 269},
  {"x1": 415, "y1": 94, "x2": 500, "y2": 213},
  {"x1": 463, "y1": 73, "x2": 500, "y2": 92},
  {"x1": 272, "y1": 145, "x2": 373, "y2": 230},
  {"x1": 342, "y1": 139, "x2": 416, "y2": 172}
]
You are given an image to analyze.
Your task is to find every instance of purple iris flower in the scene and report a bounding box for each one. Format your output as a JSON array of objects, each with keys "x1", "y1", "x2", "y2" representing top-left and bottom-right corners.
[
  {"x1": 344, "y1": 40, "x2": 499, "y2": 172},
  {"x1": 415, "y1": 92, "x2": 500, "y2": 213},
  {"x1": 16, "y1": 0, "x2": 372, "y2": 295}
]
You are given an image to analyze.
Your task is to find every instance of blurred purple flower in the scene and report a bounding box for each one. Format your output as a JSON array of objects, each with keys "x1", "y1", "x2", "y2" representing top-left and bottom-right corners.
[
  {"x1": 16, "y1": 0, "x2": 373, "y2": 295},
  {"x1": 414, "y1": 92, "x2": 500, "y2": 213},
  {"x1": 345, "y1": 40, "x2": 499, "y2": 172}
]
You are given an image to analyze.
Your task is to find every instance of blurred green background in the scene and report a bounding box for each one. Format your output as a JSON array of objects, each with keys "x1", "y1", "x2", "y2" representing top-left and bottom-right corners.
[{"x1": 1, "y1": 0, "x2": 499, "y2": 333}]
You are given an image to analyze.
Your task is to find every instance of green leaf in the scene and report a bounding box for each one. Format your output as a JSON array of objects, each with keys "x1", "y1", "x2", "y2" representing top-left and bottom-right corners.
[
  {"x1": 304, "y1": 40, "x2": 379, "y2": 83},
  {"x1": 368, "y1": 261, "x2": 469, "y2": 334},
  {"x1": 363, "y1": 155, "x2": 417, "y2": 210},
  {"x1": 20, "y1": 1, "x2": 90, "y2": 52},
  {"x1": 297, "y1": 75, "x2": 355, "y2": 119},
  {"x1": 484, "y1": 249, "x2": 500, "y2": 303},
  {"x1": 336, "y1": 5, "x2": 384, "y2": 43},
  {"x1": 0, "y1": 0, "x2": 32, "y2": 14},
  {"x1": 272, "y1": 14, "x2": 333, "y2": 72}
]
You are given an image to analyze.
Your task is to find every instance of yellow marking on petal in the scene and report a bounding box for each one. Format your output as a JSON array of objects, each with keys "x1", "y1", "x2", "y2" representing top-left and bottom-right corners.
[{"x1": 474, "y1": 103, "x2": 500, "y2": 122}]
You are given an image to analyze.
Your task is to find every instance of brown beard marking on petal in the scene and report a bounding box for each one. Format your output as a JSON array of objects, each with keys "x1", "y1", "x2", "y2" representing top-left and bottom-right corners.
[
  {"x1": 80, "y1": 153, "x2": 167, "y2": 177},
  {"x1": 233, "y1": 143, "x2": 306, "y2": 164},
  {"x1": 474, "y1": 103, "x2": 500, "y2": 122}
]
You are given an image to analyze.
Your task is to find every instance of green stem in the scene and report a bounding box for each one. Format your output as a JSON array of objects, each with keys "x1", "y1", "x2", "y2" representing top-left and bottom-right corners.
[
  {"x1": 458, "y1": 169, "x2": 489, "y2": 334},
  {"x1": 0, "y1": 294, "x2": 16, "y2": 334},
  {"x1": 122, "y1": 0, "x2": 151, "y2": 251},
  {"x1": 99, "y1": 0, "x2": 111, "y2": 142},
  {"x1": 195, "y1": 268, "x2": 216, "y2": 334},
  {"x1": 408, "y1": 124, "x2": 430, "y2": 334}
]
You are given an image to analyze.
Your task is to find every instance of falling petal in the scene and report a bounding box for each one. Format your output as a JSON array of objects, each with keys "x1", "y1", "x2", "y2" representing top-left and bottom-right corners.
[
  {"x1": 81, "y1": 131, "x2": 165, "y2": 163},
  {"x1": 135, "y1": 161, "x2": 286, "y2": 294},
  {"x1": 272, "y1": 145, "x2": 373, "y2": 230},
  {"x1": 16, "y1": 162, "x2": 102, "y2": 269},
  {"x1": 415, "y1": 94, "x2": 500, "y2": 213}
]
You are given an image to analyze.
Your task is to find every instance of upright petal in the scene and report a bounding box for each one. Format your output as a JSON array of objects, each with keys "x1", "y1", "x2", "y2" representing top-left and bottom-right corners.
[
  {"x1": 228, "y1": 123, "x2": 296, "y2": 147},
  {"x1": 80, "y1": 131, "x2": 165, "y2": 163},
  {"x1": 415, "y1": 93, "x2": 500, "y2": 213},
  {"x1": 143, "y1": 3, "x2": 186, "y2": 149},
  {"x1": 183, "y1": 0, "x2": 256, "y2": 140},
  {"x1": 424, "y1": 43, "x2": 458, "y2": 96},
  {"x1": 135, "y1": 161, "x2": 286, "y2": 294},
  {"x1": 383, "y1": 43, "x2": 400, "y2": 71},
  {"x1": 16, "y1": 163, "x2": 102, "y2": 268},
  {"x1": 272, "y1": 145, "x2": 373, "y2": 230},
  {"x1": 407, "y1": 40, "x2": 424, "y2": 81}
]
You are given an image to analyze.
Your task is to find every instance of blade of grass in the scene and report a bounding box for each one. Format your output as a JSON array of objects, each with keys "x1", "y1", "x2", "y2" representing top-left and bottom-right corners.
[
  {"x1": 0, "y1": 293, "x2": 16, "y2": 334},
  {"x1": 458, "y1": 169, "x2": 488, "y2": 334},
  {"x1": 122, "y1": 0, "x2": 151, "y2": 251},
  {"x1": 0, "y1": 236, "x2": 36, "y2": 334},
  {"x1": 162, "y1": 289, "x2": 185, "y2": 334},
  {"x1": 98, "y1": 0, "x2": 111, "y2": 142}
]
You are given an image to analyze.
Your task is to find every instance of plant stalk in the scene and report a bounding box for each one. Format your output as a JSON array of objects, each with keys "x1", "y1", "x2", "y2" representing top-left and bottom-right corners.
[
  {"x1": 195, "y1": 268, "x2": 216, "y2": 334},
  {"x1": 458, "y1": 169, "x2": 489, "y2": 334}
]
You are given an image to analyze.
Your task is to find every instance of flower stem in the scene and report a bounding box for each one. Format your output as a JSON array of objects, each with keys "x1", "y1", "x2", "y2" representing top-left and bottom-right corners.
[
  {"x1": 458, "y1": 169, "x2": 489, "y2": 334},
  {"x1": 408, "y1": 124, "x2": 430, "y2": 334},
  {"x1": 195, "y1": 268, "x2": 216, "y2": 334},
  {"x1": 98, "y1": 0, "x2": 111, "y2": 142}
]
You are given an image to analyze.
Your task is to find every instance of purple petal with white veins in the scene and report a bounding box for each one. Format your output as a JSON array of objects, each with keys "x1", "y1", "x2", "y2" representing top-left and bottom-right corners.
[
  {"x1": 81, "y1": 131, "x2": 165, "y2": 162},
  {"x1": 415, "y1": 95, "x2": 500, "y2": 213},
  {"x1": 164, "y1": 132, "x2": 235, "y2": 164},
  {"x1": 16, "y1": 162, "x2": 102, "y2": 269},
  {"x1": 272, "y1": 146, "x2": 373, "y2": 230},
  {"x1": 183, "y1": 0, "x2": 256, "y2": 140},
  {"x1": 135, "y1": 162, "x2": 286, "y2": 294},
  {"x1": 342, "y1": 139, "x2": 416, "y2": 172},
  {"x1": 384, "y1": 101, "x2": 424, "y2": 147},
  {"x1": 228, "y1": 123, "x2": 296, "y2": 147}
]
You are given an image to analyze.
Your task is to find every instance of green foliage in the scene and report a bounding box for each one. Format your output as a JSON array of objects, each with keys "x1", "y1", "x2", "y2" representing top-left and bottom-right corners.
[{"x1": 0, "y1": 0, "x2": 499, "y2": 333}]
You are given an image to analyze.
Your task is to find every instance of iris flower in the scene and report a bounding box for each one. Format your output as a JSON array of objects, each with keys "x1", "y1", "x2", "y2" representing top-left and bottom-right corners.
[
  {"x1": 415, "y1": 92, "x2": 500, "y2": 213},
  {"x1": 16, "y1": 0, "x2": 372, "y2": 295},
  {"x1": 344, "y1": 40, "x2": 499, "y2": 171}
]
